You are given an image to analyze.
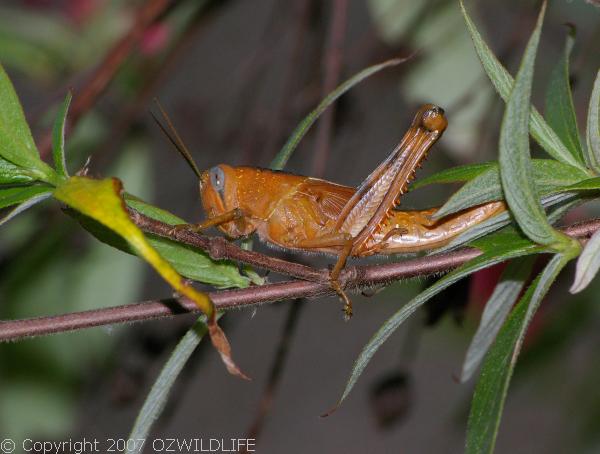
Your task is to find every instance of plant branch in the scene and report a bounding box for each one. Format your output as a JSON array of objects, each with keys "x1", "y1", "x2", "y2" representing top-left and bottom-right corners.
[
  {"x1": 38, "y1": 0, "x2": 173, "y2": 157},
  {"x1": 311, "y1": 0, "x2": 348, "y2": 177},
  {"x1": 2, "y1": 216, "x2": 600, "y2": 342},
  {"x1": 128, "y1": 208, "x2": 326, "y2": 282}
]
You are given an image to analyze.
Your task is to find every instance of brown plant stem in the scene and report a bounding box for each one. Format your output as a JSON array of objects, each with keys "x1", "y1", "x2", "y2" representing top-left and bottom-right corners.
[
  {"x1": 128, "y1": 208, "x2": 325, "y2": 282},
  {"x1": 0, "y1": 248, "x2": 480, "y2": 341},
  {"x1": 311, "y1": 0, "x2": 348, "y2": 177},
  {"x1": 2, "y1": 217, "x2": 600, "y2": 342},
  {"x1": 38, "y1": 0, "x2": 173, "y2": 158},
  {"x1": 263, "y1": 0, "x2": 313, "y2": 161}
]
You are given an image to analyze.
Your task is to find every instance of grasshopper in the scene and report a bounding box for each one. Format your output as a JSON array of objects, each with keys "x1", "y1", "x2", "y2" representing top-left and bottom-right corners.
[{"x1": 153, "y1": 103, "x2": 504, "y2": 318}]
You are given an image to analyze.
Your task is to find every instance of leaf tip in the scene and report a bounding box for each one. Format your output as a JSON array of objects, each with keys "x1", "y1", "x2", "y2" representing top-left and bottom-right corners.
[
  {"x1": 320, "y1": 403, "x2": 340, "y2": 418},
  {"x1": 562, "y1": 22, "x2": 576, "y2": 38},
  {"x1": 208, "y1": 320, "x2": 251, "y2": 380},
  {"x1": 568, "y1": 279, "x2": 585, "y2": 294}
]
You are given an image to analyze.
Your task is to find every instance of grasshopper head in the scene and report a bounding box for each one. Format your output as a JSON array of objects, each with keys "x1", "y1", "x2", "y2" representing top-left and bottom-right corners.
[{"x1": 200, "y1": 164, "x2": 252, "y2": 237}]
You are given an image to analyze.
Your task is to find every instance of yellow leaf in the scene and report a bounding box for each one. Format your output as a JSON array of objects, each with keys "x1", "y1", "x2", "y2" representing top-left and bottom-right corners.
[
  {"x1": 54, "y1": 176, "x2": 248, "y2": 378},
  {"x1": 54, "y1": 176, "x2": 213, "y2": 316}
]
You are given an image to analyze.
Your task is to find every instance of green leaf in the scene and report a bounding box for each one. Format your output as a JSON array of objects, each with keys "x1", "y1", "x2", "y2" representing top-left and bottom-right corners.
[
  {"x1": 465, "y1": 252, "x2": 573, "y2": 454},
  {"x1": 53, "y1": 176, "x2": 248, "y2": 378},
  {"x1": 0, "y1": 64, "x2": 57, "y2": 183},
  {"x1": 460, "y1": 256, "x2": 534, "y2": 383},
  {"x1": 53, "y1": 177, "x2": 215, "y2": 317},
  {"x1": 0, "y1": 157, "x2": 35, "y2": 184},
  {"x1": 435, "y1": 192, "x2": 581, "y2": 254},
  {"x1": 563, "y1": 177, "x2": 600, "y2": 191},
  {"x1": 124, "y1": 194, "x2": 185, "y2": 225},
  {"x1": 544, "y1": 26, "x2": 584, "y2": 165},
  {"x1": 51, "y1": 92, "x2": 72, "y2": 178},
  {"x1": 270, "y1": 57, "x2": 409, "y2": 170},
  {"x1": 469, "y1": 228, "x2": 528, "y2": 254},
  {"x1": 332, "y1": 239, "x2": 544, "y2": 411},
  {"x1": 497, "y1": 3, "x2": 565, "y2": 247},
  {"x1": 0, "y1": 64, "x2": 38, "y2": 159},
  {"x1": 0, "y1": 186, "x2": 53, "y2": 225},
  {"x1": 434, "y1": 160, "x2": 588, "y2": 219},
  {"x1": 125, "y1": 196, "x2": 250, "y2": 289},
  {"x1": 128, "y1": 315, "x2": 215, "y2": 452},
  {"x1": 0, "y1": 185, "x2": 52, "y2": 210},
  {"x1": 0, "y1": 117, "x2": 57, "y2": 183},
  {"x1": 586, "y1": 70, "x2": 600, "y2": 173},
  {"x1": 149, "y1": 236, "x2": 249, "y2": 289},
  {"x1": 459, "y1": 0, "x2": 586, "y2": 171},
  {"x1": 411, "y1": 162, "x2": 495, "y2": 190},
  {"x1": 239, "y1": 238, "x2": 265, "y2": 286},
  {"x1": 570, "y1": 227, "x2": 600, "y2": 293}
]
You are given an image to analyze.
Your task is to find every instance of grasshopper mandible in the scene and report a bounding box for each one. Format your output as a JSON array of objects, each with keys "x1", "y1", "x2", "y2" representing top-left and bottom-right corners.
[{"x1": 154, "y1": 103, "x2": 505, "y2": 318}]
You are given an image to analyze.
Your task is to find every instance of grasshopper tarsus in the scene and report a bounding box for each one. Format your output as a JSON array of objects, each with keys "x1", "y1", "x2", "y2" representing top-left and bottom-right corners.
[
  {"x1": 343, "y1": 302, "x2": 353, "y2": 321},
  {"x1": 167, "y1": 223, "x2": 190, "y2": 236}
]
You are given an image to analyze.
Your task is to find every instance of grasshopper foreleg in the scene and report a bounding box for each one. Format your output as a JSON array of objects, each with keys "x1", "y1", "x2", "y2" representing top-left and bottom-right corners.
[{"x1": 169, "y1": 208, "x2": 244, "y2": 235}]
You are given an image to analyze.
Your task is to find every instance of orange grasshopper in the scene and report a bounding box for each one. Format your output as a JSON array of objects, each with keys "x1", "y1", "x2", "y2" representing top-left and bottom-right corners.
[{"x1": 154, "y1": 103, "x2": 505, "y2": 318}]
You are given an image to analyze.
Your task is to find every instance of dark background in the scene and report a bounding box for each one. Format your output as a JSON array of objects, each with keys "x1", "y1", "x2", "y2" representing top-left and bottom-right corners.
[{"x1": 0, "y1": 0, "x2": 599, "y2": 452}]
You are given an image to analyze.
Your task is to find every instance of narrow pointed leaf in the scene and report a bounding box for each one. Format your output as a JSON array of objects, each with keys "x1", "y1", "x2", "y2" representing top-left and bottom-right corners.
[
  {"x1": 51, "y1": 91, "x2": 72, "y2": 178},
  {"x1": 466, "y1": 252, "x2": 574, "y2": 454},
  {"x1": 128, "y1": 315, "x2": 216, "y2": 451},
  {"x1": 461, "y1": 256, "x2": 535, "y2": 383},
  {"x1": 544, "y1": 26, "x2": 584, "y2": 164},
  {"x1": 331, "y1": 239, "x2": 544, "y2": 411},
  {"x1": 498, "y1": 3, "x2": 565, "y2": 246},
  {"x1": 150, "y1": 236, "x2": 250, "y2": 288},
  {"x1": 0, "y1": 185, "x2": 53, "y2": 209},
  {"x1": 0, "y1": 188, "x2": 53, "y2": 225},
  {"x1": 0, "y1": 64, "x2": 57, "y2": 183},
  {"x1": 125, "y1": 194, "x2": 186, "y2": 225},
  {"x1": 411, "y1": 162, "x2": 495, "y2": 190},
  {"x1": 434, "y1": 192, "x2": 580, "y2": 254},
  {"x1": 570, "y1": 227, "x2": 600, "y2": 293},
  {"x1": 459, "y1": 1, "x2": 585, "y2": 170},
  {"x1": 270, "y1": 56, "x2": 410, "y2": 170},
  {"x1": 53, "y1": 176, "x2": 246, "y2": 378},
  {"x1": 586, "y1": 70, "x2": 600, "y2": 172},
  {"x1": 239, "y1": 238, "x2": 265, "y2": 285},
  {"x1": 0, "y1": 64, "x2": 38, "y2": 159},
  {"x1": 0, "y1": 120, "x2": 57, "y2": 183},
  {"x1": 563, "y1": 177, "x2": 600, "y2": 191},
  {"x1": 0, "y1": 157, "x2": 35, "y2": 184},
  {"x1": 434, "y1": 159, "x2": 588, "y2": 219}
]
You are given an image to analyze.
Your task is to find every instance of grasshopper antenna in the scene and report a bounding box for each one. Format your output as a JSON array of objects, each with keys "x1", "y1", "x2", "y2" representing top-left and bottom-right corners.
[{"x1": 151, "y1": 98, "x2": 203, "y2": 181}]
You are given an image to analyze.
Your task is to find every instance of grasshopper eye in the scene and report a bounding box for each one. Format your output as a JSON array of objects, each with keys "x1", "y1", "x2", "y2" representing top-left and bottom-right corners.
[{"x1": 209, "y1": 166, "x2": 226, "y2": 198}]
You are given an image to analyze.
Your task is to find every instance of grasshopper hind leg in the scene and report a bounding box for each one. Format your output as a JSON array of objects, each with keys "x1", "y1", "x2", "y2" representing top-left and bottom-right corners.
[
  {"x1": 329, "y1": 237, "x2": 355, "y2": 320},
  {"x1": 295, "y1": 233, "x2": 356, "y2": 319}
]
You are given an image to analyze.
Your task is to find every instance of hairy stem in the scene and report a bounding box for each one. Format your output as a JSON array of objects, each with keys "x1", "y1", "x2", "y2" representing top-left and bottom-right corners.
[{"x1": 1, "y1": 218, "x2": 599, "y2": 342}]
